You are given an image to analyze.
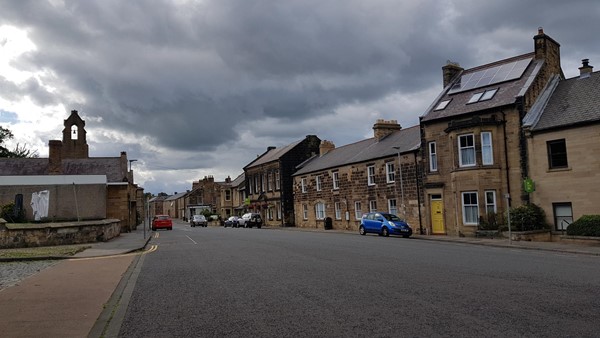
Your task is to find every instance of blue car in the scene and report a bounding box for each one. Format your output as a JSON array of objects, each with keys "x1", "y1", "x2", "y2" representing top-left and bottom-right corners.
[{"x1": 359, "y1": 212, "x2": 412, "y2": 238}]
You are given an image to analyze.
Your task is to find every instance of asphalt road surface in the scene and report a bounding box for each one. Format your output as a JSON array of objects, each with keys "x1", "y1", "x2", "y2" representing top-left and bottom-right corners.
[{"x1": 118, "y1": 220, "x2": 600, "y2": 337}]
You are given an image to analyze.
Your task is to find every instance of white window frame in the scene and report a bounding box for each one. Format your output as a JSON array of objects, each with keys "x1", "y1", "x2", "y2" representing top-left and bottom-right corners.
[
  {"x1": 315, "y1": 202, "x2": 326, "y2": 220},
  {"x1": 367, "y1": 166, "x2": 376, "y2": 186},
  {"x1": 276, "y1": 203, "x2": 281, "y2": 220},
  {"x1": 225, "y1": 189, "x2": 231, "y2": 201},
  {"x1": 254, "y1": 175, "x2": 259, "y2": 194},
  {"x1": 332, "y1": 171, "x2": 340, "y2": 190},
  {"x1": 301, "y1": 178, "x2": 307, "y2": 193},
  {"x1": 354, "y1": 201, "x2": 362, "y2": 220},
  {"x1": 334, "y1": 202, "x2": 342, "y2": 220},
  {"x1": 316, "y1": 176, "x2": 322, "y2": 191},
  {"x1": 386, "y1": 162, "x2": 395, "y2": 183},
  {"x1": 462, "y1": 191, "x2": 479, "y2": 225},
  {"x1": 388, "y1": 199, "x2": 397, "y2": 215},
  {"x1": 267, "y1": 172, "x2": 273, "y2": 191},
  {"x1": 429, "y1": 141, "x2": 438, "y2": 172},
  {"x1": 302, "y1": 204, "x2": 308, "y2": 220},
  {"x1": 262, "y1": 173, "x2": 266, "y2": 192},
  {"x1": 458, "y1": 134, "x2": 476, "y2": 167},
  {"x1": 369, "y1": 200, "x2": 377, "y2": 213},
  {"x1": 275, "y1": 170, "x2": 281, "y2": 190},
  {"x1": 481, "y1": 132, "x2": 493, "y2": 165},
  {"x1": 485, "y1": 190, "x2": 496, "y2": 214}
]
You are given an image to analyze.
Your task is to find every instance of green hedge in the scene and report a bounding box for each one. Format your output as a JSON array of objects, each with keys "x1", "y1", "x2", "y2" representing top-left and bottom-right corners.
[
  {"x1": 566, "y1": 215, "x2": 600, "y2": 237},
  {"x1": 509, "y1": 204, "x2": 548, "y2": 231}
]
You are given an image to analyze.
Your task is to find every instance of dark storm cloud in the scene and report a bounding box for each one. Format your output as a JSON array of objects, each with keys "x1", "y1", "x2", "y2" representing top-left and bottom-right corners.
[{"x1": 1, "y1": 0, "x2": 599, "y2": 186}]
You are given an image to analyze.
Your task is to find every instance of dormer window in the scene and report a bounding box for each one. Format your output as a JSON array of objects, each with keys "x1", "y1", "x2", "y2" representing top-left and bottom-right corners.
[
  {"x1": 467, "y1": 88, "x2": 498, "y2": 104},
  {"x1": 434, "y1": 99, "x2": 451, "y2": 111}
]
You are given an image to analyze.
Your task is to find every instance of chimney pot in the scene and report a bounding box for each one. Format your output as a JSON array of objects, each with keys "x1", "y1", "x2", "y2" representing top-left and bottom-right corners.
[{"x1": 579, "y1": 58, "x2": 593, "y2": 78}]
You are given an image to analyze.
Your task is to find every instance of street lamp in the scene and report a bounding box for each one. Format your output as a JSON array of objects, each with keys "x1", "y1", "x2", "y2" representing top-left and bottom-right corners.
[
  {"x1": 392, "y1": 146, "x2": 406, "y2": 219},
  {"x1": 129, "y1": 159, "x2": 138, "y2": 171}
]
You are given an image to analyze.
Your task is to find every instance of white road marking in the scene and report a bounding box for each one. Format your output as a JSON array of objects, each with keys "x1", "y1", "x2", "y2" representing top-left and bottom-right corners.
[{"x1": 185, "y1": 235, "x2": 198, "y2": 245}]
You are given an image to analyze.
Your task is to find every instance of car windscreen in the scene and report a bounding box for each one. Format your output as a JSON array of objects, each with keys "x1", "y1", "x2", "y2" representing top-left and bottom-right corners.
[
  {"x1": 158, "y1": 216, "x2": 169, "y2": 220},
  {"x1": 383, "y1": 214, "x2": 402, "y2": 221}
]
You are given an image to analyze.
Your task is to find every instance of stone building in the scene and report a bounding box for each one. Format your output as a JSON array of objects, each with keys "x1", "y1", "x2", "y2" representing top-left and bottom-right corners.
[
  {"x1": 523, "y1": 60, "x2": 600, "y2": 231},
  {"x1": 293, "y1": 120, "x2": 422, "y2": 232},
  {"x1": 244, "y1": 135, "x2": 321, "y2": 227},
  {"x1": 185, "y1": 175, "x2": 223, "y2": 219},
  {"x1": 0, "y1": 110, "x2": 141, "y2": 232},
  {"x1": 218, "y1": 173, "x2": 247, "y2": 219},
  {"x1": 419, "y1": 28, "x2": 563, "y2": 236},
  {"x1": 163, "y1": 191, "x2": 187, "y2": 220}
]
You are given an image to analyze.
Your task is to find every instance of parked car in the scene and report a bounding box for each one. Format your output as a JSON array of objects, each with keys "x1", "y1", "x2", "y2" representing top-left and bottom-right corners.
[
  {"x1": 238, "y1": 213, "x2": 263, "y2": 228},
  {"x1": 152, "y1": 215, "x2": 173, "y2": 231},
  {"x1": 190, "y1": 214, "x2": 207, "y2": 227},
  {"x1": 359, "y1": 212, "x2": 412, "y2": 238},
  {"x1": 224, "y1": 216, "x2": 240, "y2": 228}
]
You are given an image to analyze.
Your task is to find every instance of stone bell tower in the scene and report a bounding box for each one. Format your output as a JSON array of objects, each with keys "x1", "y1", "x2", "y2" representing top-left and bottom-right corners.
[
  {"x1": 48, "y1": 110, "x2": 90, "y2": 173},
  {"x1": 61, "y1": 110, "x2": 89, "y2": 159}
]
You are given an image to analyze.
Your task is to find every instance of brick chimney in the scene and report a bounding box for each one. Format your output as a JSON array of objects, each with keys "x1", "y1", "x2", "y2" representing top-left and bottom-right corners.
[
  {"x1": 319, "y1": 140, "x2": 335, "y2": 156},
  {"x1": 533, "y1": 27, "x2": 561, "y2": 75},
  {"x1": 442, "y1": 61, "x2": 463, "y2": 88},
  {"x1": 48, "y1": 140, "x2": 63, "y2": 174},
  {"x1": 579, "y1": 59, "x2": 593, "y2": 78},
  {"x1": 373, "y1": 119, "x2": 401, "y2": 141}
]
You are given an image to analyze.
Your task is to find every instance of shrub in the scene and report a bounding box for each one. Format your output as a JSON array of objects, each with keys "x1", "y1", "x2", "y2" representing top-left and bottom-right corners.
[
  {"x1": 1, "y1": 202, "x2": 26, "y2": 223},
  {"x1": 509, "y1": 204, "x2": 548, "y2": 231},
  {"x1": 479, "y1": 212, "x2": 504, "y2": 230},
  {"x1": 566, "y1": 215, "x2": 600, "y2": 237}
]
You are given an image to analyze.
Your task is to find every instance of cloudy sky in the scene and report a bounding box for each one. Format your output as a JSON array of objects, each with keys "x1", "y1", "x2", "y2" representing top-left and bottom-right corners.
[{"x1": 1, "y1": 0, "x2": 599, "y2": 194}]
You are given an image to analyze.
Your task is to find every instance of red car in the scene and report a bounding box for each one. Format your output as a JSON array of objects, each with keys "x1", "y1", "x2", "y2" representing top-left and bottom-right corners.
[{"x1": 152, "y1": 215, "x2": 173, "y2": 231}]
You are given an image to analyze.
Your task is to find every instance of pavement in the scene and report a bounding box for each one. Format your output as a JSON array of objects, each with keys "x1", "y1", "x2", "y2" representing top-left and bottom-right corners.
[{"x1": 1, "y1": 225, "x2": 599, "y2": 338}]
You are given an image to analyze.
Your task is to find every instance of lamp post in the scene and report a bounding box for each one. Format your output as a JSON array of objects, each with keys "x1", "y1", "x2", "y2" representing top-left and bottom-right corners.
[
  {"x1": 129, "y1": 159, "x2": 138, "y2": 171},
  {"x1": 392, "y1": 146, "x2": 406, "y2": 219}
]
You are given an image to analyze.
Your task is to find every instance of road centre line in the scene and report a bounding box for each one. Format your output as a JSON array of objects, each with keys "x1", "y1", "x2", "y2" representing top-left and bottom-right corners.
[{"x1": 185, "y1": 235, "x2": 198, "y2": 245}]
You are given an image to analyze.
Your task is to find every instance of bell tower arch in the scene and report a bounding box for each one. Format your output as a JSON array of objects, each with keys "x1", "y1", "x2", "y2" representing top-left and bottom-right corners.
[{"x1": 61, "y1": 110, "x2": 89, "y2": 158}]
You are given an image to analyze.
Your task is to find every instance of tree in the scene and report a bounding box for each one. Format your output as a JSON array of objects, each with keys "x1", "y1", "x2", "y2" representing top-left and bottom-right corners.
[{"x1": 0, "y1": 126, "x2": 38, "y2": 158}]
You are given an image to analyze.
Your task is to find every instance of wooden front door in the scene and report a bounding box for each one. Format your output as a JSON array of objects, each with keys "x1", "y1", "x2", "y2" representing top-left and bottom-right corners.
[{"x1": 431, "y1": 195, "x2": 445, "y2": 234}]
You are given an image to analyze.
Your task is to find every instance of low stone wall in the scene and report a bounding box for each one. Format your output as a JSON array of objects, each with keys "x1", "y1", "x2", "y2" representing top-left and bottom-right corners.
[
  {"x1": 554, "y1": 235, "x2": 600, "y2": 246},
  {"x1": 0, "y1": 218, "x2": 121, "y2": 249},
  {"x1": 501, "y1": 230, "x2": 552, "y2": 242}
]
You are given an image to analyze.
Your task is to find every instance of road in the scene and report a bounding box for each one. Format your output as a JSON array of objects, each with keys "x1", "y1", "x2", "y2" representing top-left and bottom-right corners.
[{"x1": 118, "y1": 220, "x2": 600, "y2": 337}]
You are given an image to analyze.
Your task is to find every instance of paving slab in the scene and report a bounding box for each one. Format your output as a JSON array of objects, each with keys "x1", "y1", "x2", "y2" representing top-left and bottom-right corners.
[{"x1": 0, "y1": 255, "x2": 134, "y2": 338}]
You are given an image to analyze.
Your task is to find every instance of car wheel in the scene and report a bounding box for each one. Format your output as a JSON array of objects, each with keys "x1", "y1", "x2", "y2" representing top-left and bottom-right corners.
[
  {"x1": 402, "y1": 234, "x2": 410, "y2": 238},
  {"x1": 382, "y1": 227, "x2": 389, "y2": 237},
  {"x1": 191, "y1": 224, "x2": 195, "y2": 227},
  {"x1": 359, "y1": 225, "x2": 366, "y2": 235},
  {"x1": 257, "y1": 225, "x2": 262, "y2": 229},
  {"x1": 151, "y1": 227, "x2": 156, "y2": 231}
]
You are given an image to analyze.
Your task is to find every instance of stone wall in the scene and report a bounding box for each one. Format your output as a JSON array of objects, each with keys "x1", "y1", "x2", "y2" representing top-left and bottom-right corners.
[
  {"x1": 0, "y1": 184, "x2": 106, "y2": 221},
  {"x1": 0, "y1": 218, "x2": 121, "y2": 249}
]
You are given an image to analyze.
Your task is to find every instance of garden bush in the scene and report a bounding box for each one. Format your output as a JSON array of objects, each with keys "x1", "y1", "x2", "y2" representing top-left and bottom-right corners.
[
  {"x1": 509, "y1": 204, "x2": 548, "y2": 231},
  {"x1": 566, "y1": 215, "x2": 600, "y2": 237},
  {"x1": 1, "y1": 202, "x2": 26, "y2": 223}
]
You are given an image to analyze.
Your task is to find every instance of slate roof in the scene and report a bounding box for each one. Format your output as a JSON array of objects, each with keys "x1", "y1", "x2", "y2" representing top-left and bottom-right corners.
[
  {"x1": 0, "y1": 157, "x2": 127, "y2": 182},
  {"x1": 164, "y1": 191, "x2": 188, "y2": 201},
  {"x1": 293, "y1": 125, "x2": 420, "y2": 176},
  {"x1": 529, "y1": 71, "x2": 600, "y2": 131},
  {"x1": 245, "y1": 139, "x2": 304, "y2": 169},
  {"x1": 230, "y1": 172, "x2": 245, "y2": 188},
  {"x1": 421, "y1": 53, "x2": 542, "y2": 122}
]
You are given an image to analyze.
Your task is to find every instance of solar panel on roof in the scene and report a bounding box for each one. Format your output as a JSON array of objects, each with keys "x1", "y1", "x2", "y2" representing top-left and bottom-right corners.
[{"x1": 449, "y1": 58, "x2": 531, "y2": 94}]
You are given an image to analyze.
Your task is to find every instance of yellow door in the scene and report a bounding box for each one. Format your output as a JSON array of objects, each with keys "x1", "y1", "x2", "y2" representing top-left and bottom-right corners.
[{"x1": 431, "y1": 199, "x2": 445, "y2": 234}]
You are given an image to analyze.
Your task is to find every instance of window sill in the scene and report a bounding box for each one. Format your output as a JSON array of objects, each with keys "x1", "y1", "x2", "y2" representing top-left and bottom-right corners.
[{"x1": 547, "y1": 167, "x2": 571, "y2": 173}]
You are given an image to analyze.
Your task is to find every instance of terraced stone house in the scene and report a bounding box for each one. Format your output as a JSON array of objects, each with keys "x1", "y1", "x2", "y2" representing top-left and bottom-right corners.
[
  {"x1": 293, "y1": 120, "x2": 422, "y2": 232},
  {"x1": 523, "y1": 60, "x2": 600, "y2": 231},
  {"x1": 244, "y1": 135, "x2": 320, "y2": 227},
  {"x1": 419, "y1": 28, "x2": 563, "y2": 236}
]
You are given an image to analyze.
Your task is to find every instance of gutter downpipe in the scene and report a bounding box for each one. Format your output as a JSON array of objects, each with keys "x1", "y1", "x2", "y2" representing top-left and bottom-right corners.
[
  {"x1": 501, "y1": 110, "x2": 511, "y2": 208},
  {"x1": 413, "y1": 152, "x2": 423, "y2": 235}
]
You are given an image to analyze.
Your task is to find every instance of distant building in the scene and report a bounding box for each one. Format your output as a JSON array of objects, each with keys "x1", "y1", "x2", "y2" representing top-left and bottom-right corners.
[{"x1": 244, "y1": 135, "x2": 321, "y2": 227}]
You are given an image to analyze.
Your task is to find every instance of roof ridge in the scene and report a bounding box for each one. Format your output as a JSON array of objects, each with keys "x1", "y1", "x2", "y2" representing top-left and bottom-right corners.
[{"x1": 465, "y1": 52, "x2": 534, "y2": 72}]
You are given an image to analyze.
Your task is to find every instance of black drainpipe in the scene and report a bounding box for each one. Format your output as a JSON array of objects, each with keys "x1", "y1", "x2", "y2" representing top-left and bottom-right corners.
[
  {"x1": 501, "y1": 110, "x2": 511, "y2": 207},
  {"x1": 414, "y1": 151, "x2": 424, "y2": 234}
]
